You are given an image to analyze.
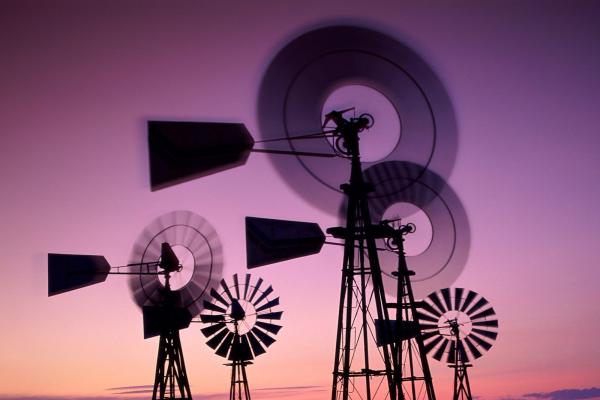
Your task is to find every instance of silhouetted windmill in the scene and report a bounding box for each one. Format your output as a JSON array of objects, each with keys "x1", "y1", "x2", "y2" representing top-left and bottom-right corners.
[
  {"x1": 48, "y1": 210, "x2": 223, "y2": 400},
  {"x1": 200, "y1": 273, "x2": 282, "y2": 400},
  {"x1": 417, "y1": 288, "x2": 498, "y2": 400},
  {"x1": 144, "y1": 25, "x2": 468, "y2": 400}
]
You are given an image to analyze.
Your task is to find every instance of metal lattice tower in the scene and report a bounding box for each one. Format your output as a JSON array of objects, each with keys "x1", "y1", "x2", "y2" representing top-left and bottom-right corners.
[
  {"x1": 448, "y1": 319, "x2": 472, "y2": 400},
  {"x1": 153, "y1": 323, "x2": 193, "y2": 400},
  {"x1": 387, "y1": 225, "x2": 436, "y2": 400},
  {"x1": 326, "y1": 112, "x2": 397, "y2": 400}
]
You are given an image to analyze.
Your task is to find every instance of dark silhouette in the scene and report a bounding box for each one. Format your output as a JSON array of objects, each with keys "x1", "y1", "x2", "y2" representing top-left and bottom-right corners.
[{"x1": 200, "y1": 273, "x2": 283, "y2": 400}]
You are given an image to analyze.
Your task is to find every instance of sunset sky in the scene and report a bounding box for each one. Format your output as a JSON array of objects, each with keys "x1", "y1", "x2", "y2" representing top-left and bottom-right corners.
[{"x1": 1, "y1": 1, "x2": 599, "y2": 400}]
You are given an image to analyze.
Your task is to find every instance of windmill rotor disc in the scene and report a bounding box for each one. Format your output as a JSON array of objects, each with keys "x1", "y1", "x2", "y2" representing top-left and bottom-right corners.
[
  {"x1": 258, "y1": 25, "x2": 457, "y2": 216},
  {"x1": 342, "y1": 161, "x2": 470, "y2": 298},
  {"x1": 417, "y1": 288, "x2": 498, "y2": 364},
  {"x1": 200, "y1": 273, "x2": 282, "y2": 361},
  {"x1": 128, "y1": 210, "x2": 223, "y2": 318}
]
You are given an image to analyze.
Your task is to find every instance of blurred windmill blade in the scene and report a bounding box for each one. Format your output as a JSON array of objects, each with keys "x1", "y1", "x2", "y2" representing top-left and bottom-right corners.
[
  {"x1": 142, "y1": 306, "x2": 193, "y2": 339},
  {"x1": 148, "y1": 120, "x2": 254, "y2": 190},
  {"x1": 48, "y1": 253, "x2": 111, "y2": 296},
  {"x1": 245, "y1": 216, "x2": 325, "y2": 268}
]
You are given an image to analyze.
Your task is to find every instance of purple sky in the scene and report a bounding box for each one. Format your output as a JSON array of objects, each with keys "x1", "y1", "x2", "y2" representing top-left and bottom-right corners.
[{"x1": 1, "y1": 1, "x2": 599, "y2": 399}]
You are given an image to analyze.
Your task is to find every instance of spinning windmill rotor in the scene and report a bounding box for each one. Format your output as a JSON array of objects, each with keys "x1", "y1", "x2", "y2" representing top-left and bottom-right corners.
[
  {"x1": 418, "y1": 288, "x2": 498, "y2": 400},
  {"x1": 129, "y1": 210, "x2": 223, "y2": 319},
  {"x1": 200, "y1": 273, "x2": 282, "y2": 400},
  {"x1": 48, "y1": 210, "x2": 224, "y2": 400}
]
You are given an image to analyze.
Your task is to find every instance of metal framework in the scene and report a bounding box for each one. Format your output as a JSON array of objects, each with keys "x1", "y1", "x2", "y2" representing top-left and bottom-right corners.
[
  {"x1": 327, "y1": 112, "x2": 396, "y2": 400},
  {"x1": 228, "y1": 359, "x2": 252, "y2": 400},
  {"x1": 449, "y1": 320, "x2": 472, "y2": 400},
  {"x1": 389, "y1": 226, "x2": 436, "y2": 400},
  {"x1": 153, "y1": 326, "x2": 193, "y2": 400}
]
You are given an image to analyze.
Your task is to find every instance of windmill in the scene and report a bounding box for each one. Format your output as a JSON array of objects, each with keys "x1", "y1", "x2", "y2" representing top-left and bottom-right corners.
[
  {"x1": 417, "y1": 288, "x2": 499, "y2": 400},
  {"x1": 144, "y1": 25, "x2": 469, "y2": 400},
  {"x1": 48, "y1": 210, "x2": 223, "y2": 400},
  {"x1": 199, "y1": 273, "x2": 283, "y2": 400}
]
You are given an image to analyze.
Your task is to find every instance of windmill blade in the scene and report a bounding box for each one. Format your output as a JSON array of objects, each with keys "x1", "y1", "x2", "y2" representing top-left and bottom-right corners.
[
  {"x1": 454, "y1": 288, "x2": 464, "y2": 310},
  {"x1": 256, "y1": 311, "x2": 283, "y2": 320},
  {"x1": 229, "y1": 335, "x2": 253, "y2": 361},
  {"x1": 251, "y1": 326, "x2": 276, "y2": 347},
  {"x1": 428, "y1": 291, "x2": 447, "y2": 314},
  {"x1": 243, "y1": 274, "x2": 251, "y2": 299},
  {"x1": 419, "y1": 322, "x2": 439, "y2": 331},
  {"x1": 464, "y1": 336, "x2": 483, "y2": 359},
  {"x1": 470, "y1": 307, "x2": 496, "y2": 321},
  {"x1": 419, "y1": 301, "x2": 442, "y2": 318},
  {"x1": 200, "y1": 322, "x2": 227, "y2": 338},
  {"x1": 246, "y1": 217, "x2": 325, "y2": 268},
  {"x1": 421, "y1": 330, "x2": 439, "y2": 341},
  {"x1": 441, "y1": 288, "x2": 452, "y2": 311},
  {"x1": 472, "y1": 328, "x2": 498, "y2": 341},
  {"x1": 203, "y1": 300, "x2": 227, "y2": 314},
  {"x1": 205, "y1": 326, "x2": 229, "y2": 350},
  {"x1": 255, "y1": 297, "x2": 280, "y2": 313},
  {"x1": 472, "y1": 319, "x2": 498, "y2": 328},
  {"x1": 148, "y1": 120, "x2": 254, "y2": 191},
  {"x1": 247, "y1": 278, "x2": 263, "y2": 303},
  {"x1": 457, "y1": 340, "x2": 469, "y2": 362},
  {"x1": 459, "y1": 290, "x2": 477, "y2": 312},
  {"x1": 220, "y1": 279, "x2": 235, "y2": 302},
  {"x1": 233, "y1": 273, "x2": 241, "y2": 299},
  {"x1": 247, "y1": 330, "x2": 266, "y2": 356},
  {"x1": 48, "y1": 253, "x2": 111, "y2": 296},
  {"x1": 423, "y1": 335, "x2": 444, "y2": 355},
  {"x1": 200, "y1": 314, "x2": 225, "y2": 323},
  {"x1": 215, "y1": 332, "x2": 235, "y2": 358},
  {"x1": 255, "y1": 321, "x2": 283, "y2": 335},
  {"x1": 416, "y1": 310, "x2": 439, "y2": 324},
  {"x1": 252, "y1": 285, "x2": 274, "y2": 307},
  {"x1": 467, "y1": 332, "x2": 493, "y2": 351},
  {"x1": 466, "y1": 297, "x2": 489, "y2": 316},
  {"x1": 210, "y1": 288, "x2": 230, "y2": 307},
  {"x1": 432, "y1": 338, "x2": 449, "y2": 361},
  {"x1": 447, "y1": 340, "x2": 456, "y2": 364}
]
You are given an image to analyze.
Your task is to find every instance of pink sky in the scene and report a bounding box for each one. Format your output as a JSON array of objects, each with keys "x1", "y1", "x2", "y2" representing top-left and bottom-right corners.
[{"x1": 1, "y1": 1, "x2": 599, "y2": 399}]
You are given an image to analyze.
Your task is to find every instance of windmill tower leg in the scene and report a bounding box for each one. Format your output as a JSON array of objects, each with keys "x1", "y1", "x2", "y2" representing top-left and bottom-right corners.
[
  {"x1": 452, "y1": 363, "x2": 472, "y2": 400},
  {"x1": 229, "y1": 361, "x2": 252, "y2": 400},
  {"x1": 328, "y1": 115, "x2": 397, "y2": 400},
  {"x1": 153, "y1": 328, "x2": 193, "y2": 400},
  {"x1": 391, "y1": 228, "x2": 436, "y2": 400}
]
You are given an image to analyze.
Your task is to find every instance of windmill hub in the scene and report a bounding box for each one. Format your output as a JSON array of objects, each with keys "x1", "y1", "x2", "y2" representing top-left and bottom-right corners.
[
  {"x1": 226, "y1": 299, "x2": 256, "y2": 334},
  {"x1": 157, "y1": 245, "x2": 195, "y2": 291},
  {"x1": 438, "y1": 311, "x2": 473, "y2": 340}
]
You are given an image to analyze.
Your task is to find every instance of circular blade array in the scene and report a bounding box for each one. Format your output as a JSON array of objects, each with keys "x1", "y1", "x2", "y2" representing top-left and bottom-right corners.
[
  {"x1": 417, "y1": 288, "x2": 498, "y2": 364},
  {"x1": 341, "y1": 161, "x2": 470, "y2": 298},
  {"x1": 258, "y1": 25, "x2": 457, "y2": 216},
  {"x1": 128, "y1": 210, "x2": 223, "y2": 317},
  {"x1": 200, "y1": 273, "x2": 283, "y2": 361}
]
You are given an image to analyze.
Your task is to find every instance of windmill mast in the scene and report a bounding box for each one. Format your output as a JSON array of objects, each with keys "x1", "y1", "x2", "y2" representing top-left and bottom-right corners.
[
  {"x1": 449, "y1": 319, "x2": 472, "y2": 400},
  {"x1": 325, "y1": 111, "x2": 397, "y2": 400}
]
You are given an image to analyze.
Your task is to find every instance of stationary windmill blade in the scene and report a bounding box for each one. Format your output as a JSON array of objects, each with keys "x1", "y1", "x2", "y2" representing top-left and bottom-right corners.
[
  {"x1": 128, "y1": 210, "x2": 223, "y2": 319},
  {"x1": 200, "y1": 273, "x2": 283, "y2": 361},
  {"x1": 419, "y1": 288, "x2": 499, "y2": 364}
]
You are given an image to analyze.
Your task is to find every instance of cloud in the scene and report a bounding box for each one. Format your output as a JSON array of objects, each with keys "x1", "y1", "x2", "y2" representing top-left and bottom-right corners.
[{"x1": 524, "y1": 388, "x2": 600, "y2": 400}]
